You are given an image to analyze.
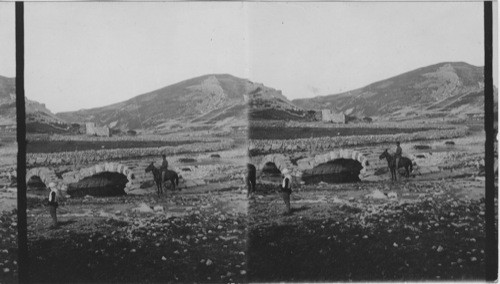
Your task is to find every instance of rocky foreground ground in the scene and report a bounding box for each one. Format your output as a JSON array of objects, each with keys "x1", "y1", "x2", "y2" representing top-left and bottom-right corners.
[
  {"x1": 248, "y1": 175, "x2": 494, "y2": 282},
  {"x1": 25, "y1": 186, "x2": 248, "y2": 283},
  {"x1": 16, "y1": 169, "x2": 495, "y2": 283},
  {"x1": 0, "y1": 207, "x2": 17, "y2": 284}
]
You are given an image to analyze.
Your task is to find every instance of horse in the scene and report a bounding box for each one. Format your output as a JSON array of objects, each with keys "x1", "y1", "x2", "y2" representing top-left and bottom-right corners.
[
  {"x1": 379, "y1": 149, "x2": 413, "y2": 181},
  {"x1": 145, "y1": 162, "x2": 180, "y2": 196}
]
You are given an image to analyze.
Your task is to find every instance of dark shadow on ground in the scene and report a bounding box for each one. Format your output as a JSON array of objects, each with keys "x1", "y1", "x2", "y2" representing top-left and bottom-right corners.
[{"x1": 290, "y1": 206, "x2": 310, "y2": 214}]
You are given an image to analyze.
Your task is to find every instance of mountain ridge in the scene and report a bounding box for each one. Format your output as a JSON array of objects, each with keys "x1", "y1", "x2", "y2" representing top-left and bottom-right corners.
[
  {"x1": 57, "y1": 74, "x2": 278, "y2": 131},
  {"x1": 292, "y1": 62, "x2": 485, "y2": 119}
]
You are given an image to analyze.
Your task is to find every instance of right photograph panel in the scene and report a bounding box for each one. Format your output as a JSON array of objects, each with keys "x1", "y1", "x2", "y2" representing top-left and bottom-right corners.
[{"x1": 247, "y1": 2, "x2": 491, "y2": 281}]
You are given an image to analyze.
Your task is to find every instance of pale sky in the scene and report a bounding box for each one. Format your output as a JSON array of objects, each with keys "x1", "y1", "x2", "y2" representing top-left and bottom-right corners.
[
  {"x1": 25, "y1": 2, "x2": 486, "y2": 113},
  {"x1": 0, "y1": 3, "x2": 15, "y2": 78}
]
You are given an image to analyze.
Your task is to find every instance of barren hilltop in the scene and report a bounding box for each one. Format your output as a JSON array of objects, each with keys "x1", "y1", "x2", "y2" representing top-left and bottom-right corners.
[
  {"x1": 293, "y1": 62, "x2": 487, "y2": 120},
  {"x1": 57, "y1": 74, "x2": 266, "y2": 131}
]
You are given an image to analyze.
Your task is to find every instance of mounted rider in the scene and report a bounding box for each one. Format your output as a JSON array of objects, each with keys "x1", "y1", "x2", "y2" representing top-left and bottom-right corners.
[
  {"x1": 160, "y1": 154, "x2": 169, "y2": 183},
  {"x1": 394, "y1": 141, "x2": 402, "y2": 179}
]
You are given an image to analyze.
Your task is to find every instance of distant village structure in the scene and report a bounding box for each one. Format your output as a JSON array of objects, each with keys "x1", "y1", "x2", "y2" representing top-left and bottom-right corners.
[
  {"x1": 85, "y1": 122, "x2": 110, "y2": 137},
  {"x1": 317, "y1": 109, "x2": 346, "y2": 124}
]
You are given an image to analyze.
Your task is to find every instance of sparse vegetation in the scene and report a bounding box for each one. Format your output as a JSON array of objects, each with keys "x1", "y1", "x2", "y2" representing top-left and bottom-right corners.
[{"x1": 250, "y1": 126, "x2": 435, "y2": 140}]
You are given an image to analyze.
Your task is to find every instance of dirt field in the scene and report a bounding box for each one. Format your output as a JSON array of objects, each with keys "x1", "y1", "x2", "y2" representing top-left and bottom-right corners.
[
  {"x1": 0, "y1": 137, "x2": 18, "y2": 283},
  {"x1": 244, "y1": 121, "x2": 495, "y2": 281},
  {"x1": 26, "y1": 139, "x2": 201, "y2": 153},
  {"x1": 0, "y1": 122, "x2": 495, "y2": 283},
  {"x1": 249, "y1": 125, "x2": 436, "y2": 140},
  {"x1": 23, "y1": 139, "x2": 250, "y2": 282},
  {"x1": 247, "y1": 178, "x2": 490, "y2": 281},
  {"x1": 26, "y1": 187, "x2": 248, "y2": 282}
]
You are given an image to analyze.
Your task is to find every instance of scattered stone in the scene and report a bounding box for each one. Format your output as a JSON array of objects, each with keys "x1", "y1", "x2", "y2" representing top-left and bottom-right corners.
[
  {"x1": 162, "y1": 256, "x2": 166, "y2": 261},
  {"x1": 437, "y1": 246, "x2": 444, "y2": 252},
  {"x1": 132, "y1": 203, "x2": 154, "y2": 213},
  {"x1": 153, "y1": 206, "x2": 164, "y2": 212},
  {"x1": 206, "y1": 259, "x2": 213, "y2": 266},
  {"x1": 366, "y1": 190, "x2": 387, "y2": 199}
]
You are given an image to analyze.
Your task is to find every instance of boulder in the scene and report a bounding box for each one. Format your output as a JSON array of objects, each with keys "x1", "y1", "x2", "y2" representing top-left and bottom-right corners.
[
  {"x1": 132, "y1": 203, "x2": 154, "y2": 213},
  {"x1": 366, "y1": 189, "x2": 387, "y2": 199}
]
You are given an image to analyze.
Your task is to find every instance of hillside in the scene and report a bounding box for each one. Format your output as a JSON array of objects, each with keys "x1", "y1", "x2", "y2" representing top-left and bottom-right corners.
[
  {"x1": 57, "y1": 74, "x2": 284, "y2": 131},
  {"x1": 293, "y1": 62, "x2": 486, "y2": 119},
  {"x1": 0, "y1": 76, "x2": 16, "y2": 125},
  {"x1": 247, "y1": 81, "x2": 308, "y2": 121}
]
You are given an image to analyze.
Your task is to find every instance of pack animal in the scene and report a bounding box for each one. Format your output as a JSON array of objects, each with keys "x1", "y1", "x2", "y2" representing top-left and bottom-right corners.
[
  {"x1": 145, "y1": 162, "x2": 180, "y2": 196},
  {"x1": 379, "y1": 149, "x2": 413, "y2": 181}
]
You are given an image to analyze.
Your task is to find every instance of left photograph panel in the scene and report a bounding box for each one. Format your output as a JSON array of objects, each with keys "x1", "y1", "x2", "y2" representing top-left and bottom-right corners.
[
  {"x1": 0, "y1": 2, "x2": 18, "y2": 283},
  {"x1": 24, "y1": 2, "x2": 249, "y2": 283}
]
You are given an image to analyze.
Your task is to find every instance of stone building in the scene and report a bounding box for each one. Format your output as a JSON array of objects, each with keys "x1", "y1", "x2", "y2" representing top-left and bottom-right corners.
[
  {"x1": 85, "y1": 122, "x2": 110, "y2": 137},
  {"x1": 320, "y1": 109, "x2": 346, "y2": 124}
]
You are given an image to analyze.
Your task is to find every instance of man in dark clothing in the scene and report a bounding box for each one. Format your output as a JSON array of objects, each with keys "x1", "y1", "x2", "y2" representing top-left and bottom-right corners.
[
  {"x1": 394, "y1": 142, "x2": 402, "y2": 180},
  {"x1": 47, "y1": 182, "x2": 58, "y2": 228},
  {"x1": 246, "y1": 163, "x2": 256, "y2": 197},
  {"x1": 160, "y1": 154, "x2": 169, "y2": 185},
  {"x1": 280, "y1": 169, "x2": 292, "y2": 215}
]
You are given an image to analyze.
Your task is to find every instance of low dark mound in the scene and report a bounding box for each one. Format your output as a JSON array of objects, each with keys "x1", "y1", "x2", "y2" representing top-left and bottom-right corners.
[
  {"x1": 178, "y1": 158, "x2": 197, "y2": 163},
  {"x1": 414, "y1": 145, "x2": 431, "y2": 150},
  {"x1": 27, "y1": 176, "x2": 47, "y2": 191},
  {"x1": 210, "y1": 154, "x2": 221, "y2": 158},
  {"x1": 67, "y1": 172, "x2": 128, "y2": 197},
  {"x1": 302, "y1": 159, "x2": 362, "y2": 184},
  {"x1": 445, "y1": 141, "x2": 455, "y2": 145}
]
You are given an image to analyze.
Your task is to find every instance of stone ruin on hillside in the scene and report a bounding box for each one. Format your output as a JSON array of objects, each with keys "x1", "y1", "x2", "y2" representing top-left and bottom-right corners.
[
  {"x1": 85, "y1": 122, "x2": 110, "y2": 137},
  {"x1": 314, "y1": 109, "x2": 346, "y2": 123}
]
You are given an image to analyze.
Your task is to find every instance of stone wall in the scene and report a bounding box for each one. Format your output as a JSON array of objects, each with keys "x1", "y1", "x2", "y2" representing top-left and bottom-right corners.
[
  {"x1": 249, "y1": 126, "x2": 468, "y2": 155},
  {"x1": 27, "y1": 140, "x2": 234, "y2": 167},
  {"x1": 28, "y1": 134, "x2": 230, "y2": 143}
]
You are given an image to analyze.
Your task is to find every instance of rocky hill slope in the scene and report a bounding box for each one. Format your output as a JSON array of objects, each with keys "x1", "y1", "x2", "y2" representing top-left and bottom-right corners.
[
  {"x1": 293, "y1": 62, "x2": 486, "y2": 119},
  {"x1": 57, "y1": 74, "x2": 286, "y2": 131}
]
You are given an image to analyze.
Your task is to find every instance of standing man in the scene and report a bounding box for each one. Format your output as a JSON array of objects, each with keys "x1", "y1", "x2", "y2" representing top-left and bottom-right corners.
[
  {"x1": 394, "y1": 141, "x2": 402, "y2": 180},
  {"x1": 280, "y1": 169, "x2": 292, "y2": 215},
  {"x1": 246, "y1": 163, "x2": 256, "y2": 197},
  {"x1": 47, "y1": 182, "x2": 59, "y2": 228},
  {"x1": 160, "y1": 154, "x2": 169, "y2": 186}
]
